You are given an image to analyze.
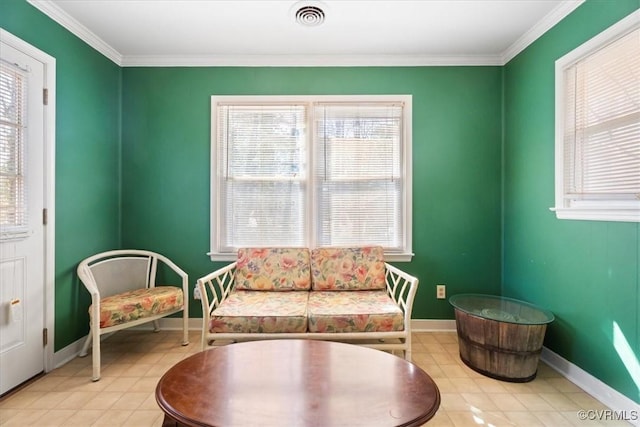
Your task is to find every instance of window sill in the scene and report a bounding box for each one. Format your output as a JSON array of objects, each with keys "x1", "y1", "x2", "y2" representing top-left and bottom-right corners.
[
  {"x1": 208, "y1": 251, "x2": 415, "y2": 262},
  {"x1": 550, "y1": 207, "x2": 640, "y2": 223}
]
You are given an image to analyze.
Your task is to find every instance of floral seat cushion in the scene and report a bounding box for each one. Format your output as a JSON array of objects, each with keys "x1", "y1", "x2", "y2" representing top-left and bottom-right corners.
[
  {"x1": 235, "y1": 248, "x2": 312, "y2": 291},
  {"x1": 210, "y1": 291, "x2": 308, "y2": 333},
  {"x1": 91, "y1": 286, "x2": 183, "y2": 329},
  {"x1": 311, "y1": 246, "x2": 386, "y2": 291},
  {"x1": 307, "y1": 291, "x2": 404, "y2": 333}
]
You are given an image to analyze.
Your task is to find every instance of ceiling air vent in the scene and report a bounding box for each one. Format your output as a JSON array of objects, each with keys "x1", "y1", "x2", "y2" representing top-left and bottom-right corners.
[{"x1": 295, "y1": 4, "x2": 325, "y2": 27}]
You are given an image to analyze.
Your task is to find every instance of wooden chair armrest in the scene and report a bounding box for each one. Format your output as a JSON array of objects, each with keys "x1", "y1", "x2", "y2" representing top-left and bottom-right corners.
[
  {"x1": 77, "y1": 260, "x2": 101, "y2": 300},
  {"x1": 197, "y1": 261, "x2": 237, "y2": 315},
  {"x1": 197, "y1": 261, "x2": 237, "y2": 349},
  {"x1": 384, "y1": 262, "x2": 419, "y2": 324},
  {"x1": 154, "y1": 253, "x2": 189, "y2": 295}
]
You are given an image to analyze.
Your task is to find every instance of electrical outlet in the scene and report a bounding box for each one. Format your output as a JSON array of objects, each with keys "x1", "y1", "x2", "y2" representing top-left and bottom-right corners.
[
  {"x1": 193, "y1": 284, "x2": 202, "y2": 300},
  {"x1": 436, "y1": 284, "x2": 446, "y2": 300}
]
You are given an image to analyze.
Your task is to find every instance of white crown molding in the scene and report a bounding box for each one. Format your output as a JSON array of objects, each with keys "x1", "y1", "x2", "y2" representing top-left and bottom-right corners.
[
  {"x1": 501, "y1": 0, "x2": 585, "y2": 64},
  {"x1": 120, "y1": 54, "x2": 504, "y2": 67},
  {"x1": 27, "y1": 0, "x2": 123, "y2": 66},
  {"x1": 25, "y1": 0, "x2": 582, "y2": 68}
]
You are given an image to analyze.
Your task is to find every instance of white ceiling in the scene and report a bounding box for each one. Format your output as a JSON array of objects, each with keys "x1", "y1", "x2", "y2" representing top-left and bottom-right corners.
[{"x1": 28, "y1": 0, "x2": 584, "y2": 67}]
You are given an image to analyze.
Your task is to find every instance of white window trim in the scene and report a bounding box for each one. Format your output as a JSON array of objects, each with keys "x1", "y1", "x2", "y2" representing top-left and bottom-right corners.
[
  {"x1": 209, "y1": 95, "x2": 413, "y2": 262},
  {"x1": 552, "y1": 10, "x2": 640, "y2": 223}
]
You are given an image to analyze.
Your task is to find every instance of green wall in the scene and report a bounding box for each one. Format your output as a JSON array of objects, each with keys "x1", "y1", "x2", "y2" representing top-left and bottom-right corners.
[
  {"x1": 4, "y1": 0, "x2": 637, "y2": 406},
  {"x1": 503, "y1": 0, "x2": 639, "y2": 404},
  {"x1": 1, "y1": 0, "x2": 122, "y2": 349},
  {"x1": 121, "y1": 66, "x2": 503, "y2": 319}
]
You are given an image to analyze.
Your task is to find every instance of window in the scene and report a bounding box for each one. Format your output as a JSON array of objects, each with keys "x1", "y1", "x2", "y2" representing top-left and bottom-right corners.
[
  {"x1": 0, "y1": 61, "x2": 28, "y2": 240},
  {"x1": 553, "y1": 12, "x2": 640, "y2": 222},
  {"x1": 210, "y1": 95, "x2": 412, "y2": 261}
]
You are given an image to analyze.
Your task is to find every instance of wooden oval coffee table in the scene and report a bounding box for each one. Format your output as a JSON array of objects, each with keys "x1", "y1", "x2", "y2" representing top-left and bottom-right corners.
[{"x1": 156, "y1": 339, "x2": 440, "y2": 427}]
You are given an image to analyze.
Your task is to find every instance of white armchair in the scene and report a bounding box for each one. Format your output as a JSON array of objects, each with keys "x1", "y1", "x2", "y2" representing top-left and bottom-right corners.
[{"x1": 77, "y1": 249, "x2": 189, "y2": 381}]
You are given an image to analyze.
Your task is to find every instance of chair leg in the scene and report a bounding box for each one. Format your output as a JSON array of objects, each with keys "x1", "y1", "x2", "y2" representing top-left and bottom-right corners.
[
  {"x1": 79, "y1": 331, "x2": 92, "y2": 357},
  {"x1": 404, "y1": 342, "x2": 412, "y2": 362},
  {"x1": 181, "y1": 309, "x2": 189, "y2": 346},
  {"x1": 91, "y1": 326, "x2": 101, "y2": 381},
  {"x1": 152, "y1": 320, "x2": 160, "y2": 332}
]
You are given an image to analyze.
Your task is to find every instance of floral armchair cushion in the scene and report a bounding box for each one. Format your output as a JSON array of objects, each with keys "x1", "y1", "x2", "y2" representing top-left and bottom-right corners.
[
  {"x1": 311, "y1": 246, "x2": 386, "y2": 291},
  {"x1": 235, "y1": 247, "x2": 312, "y2": 291},
  {"x1": 91, "y1": 286, "x2": 183, "y2": 329}
]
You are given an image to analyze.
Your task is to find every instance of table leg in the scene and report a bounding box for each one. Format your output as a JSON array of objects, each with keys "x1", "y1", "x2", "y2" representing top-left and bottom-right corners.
[{"x1": 161, "y1": 414, "x2": 180, "y2": 427}]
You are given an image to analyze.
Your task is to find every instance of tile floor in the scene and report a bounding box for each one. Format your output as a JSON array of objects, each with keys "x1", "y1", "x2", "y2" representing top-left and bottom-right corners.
[{"x1": 0, "y1": 330, "x2": 631, "y2": 426}]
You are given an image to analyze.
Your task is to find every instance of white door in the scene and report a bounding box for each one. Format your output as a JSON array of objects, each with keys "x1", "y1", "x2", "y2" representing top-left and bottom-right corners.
[{"x1": 0, "y1": 41, "x2": 46, "y2": 396}]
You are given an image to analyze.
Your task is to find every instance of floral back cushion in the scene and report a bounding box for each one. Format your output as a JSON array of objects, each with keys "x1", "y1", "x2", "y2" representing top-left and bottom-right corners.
[
  {"x1": 311, "y1": 246, "x2": 386, "y2": 291},
  {"x1": 235, "y1": 248, "x2": 312, "y2": 291}
]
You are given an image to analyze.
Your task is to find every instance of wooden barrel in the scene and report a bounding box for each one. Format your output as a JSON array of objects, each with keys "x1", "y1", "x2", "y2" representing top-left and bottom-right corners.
[{"x1": 454, "y1": 308, "x2": 548, "y2": 382}]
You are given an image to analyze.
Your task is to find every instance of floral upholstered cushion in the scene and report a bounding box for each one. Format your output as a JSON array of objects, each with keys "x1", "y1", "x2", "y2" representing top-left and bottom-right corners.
[
  {"x1": 235, "y1": 248, "x2": 312, "y2": 291},
  {"x1": 307, "y1": 291, "x2": 403, "y2": 333},
  {"x1": 209, "y1": 291, "x2": 308, "y2": 333},
  {"x1": 91, "y1": 286, "x2": 183, "y2": 329},
  {"x1": 311, "y1": 246, "x2": 386, "y2": 291}
]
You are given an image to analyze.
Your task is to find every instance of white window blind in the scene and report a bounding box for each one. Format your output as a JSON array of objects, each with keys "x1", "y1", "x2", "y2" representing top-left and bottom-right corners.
[
  {"x1": 0, "y1": 61, "x2": 28, "y2": 239},
  {"x1": 554, "y1": 12, "x2": 640, "y2": 222},
  {"x1": 215, "y1": 104, "x2": 308, "y2": 250},
  {"x1": 564, "y1": 28, "x2": 640, "y2": 196},
  {"x1": 210, "y1": 95, "x2": 412, "y2": 260},
  {"x1": 314, "y1": 103, "x2": 404, "y2": 250}
]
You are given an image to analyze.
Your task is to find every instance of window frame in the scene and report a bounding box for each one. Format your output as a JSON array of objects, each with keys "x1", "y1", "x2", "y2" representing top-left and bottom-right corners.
[
  {"x1": 209, "y1": 94, "x2": 413, "y2": 262},
  {"x1": 0, "y1": 60, "x2": 29, "y2": 241},
  {"x1": 552, "y1": 10, "x2": 640, "y2": 222}
]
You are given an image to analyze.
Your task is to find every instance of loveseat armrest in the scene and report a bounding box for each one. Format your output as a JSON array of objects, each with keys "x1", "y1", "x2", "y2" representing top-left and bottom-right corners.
[
  {"x1": 385, "y1": 263, "x2": 419, "y2": 330},
  {"x1": 197, "y1": 261, "x2": 237, "y2": 349}
]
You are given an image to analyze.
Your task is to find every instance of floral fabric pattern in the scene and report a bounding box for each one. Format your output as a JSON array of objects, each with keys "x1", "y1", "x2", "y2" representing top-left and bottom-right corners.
[
  {"x1": 209, "y1": 290, "x2": 308, "y2": 333},
  {"x1": 235, "y1": 248, "x2": 312, "y2": 291},
  {"x1": 307, "y1": 290, "x2": 403, "y2": 333},
  {"x1": 311, "y1": 246, "x2": 386, "y2": 291},
  {"x1": 91, "y1": 286, "x2": 183, "y2": 329}
]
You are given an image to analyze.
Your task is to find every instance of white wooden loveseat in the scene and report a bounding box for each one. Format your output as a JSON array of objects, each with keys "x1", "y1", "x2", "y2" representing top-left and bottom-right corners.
[{"x1": 197, "y1": 246, "x2": 419, "y2": 360}]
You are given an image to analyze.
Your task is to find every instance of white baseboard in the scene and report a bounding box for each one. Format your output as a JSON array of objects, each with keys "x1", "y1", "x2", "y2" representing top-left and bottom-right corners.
[
  {"x1": 52, "y1": 319, "x2": 203, "y2": 369},
  {"x1": 409, "y1": 318, "x2": 639, "y2": 423},
  {"x1": 53, "y1": 336, "x2": 86, "y2": 369},
  {"x1": 52, "y1": 318, "x2": 454, "y2": 368},
  {"x1": 52, "y1": 316, "x2": 639, "y2": 425},
  {"x1": 412, "y1": 318, "x2": 456, "y2": 331},
  {"x1": 541, "y1": 347, "x2": 639, "y2": 426},
  {"x1": 137, "y1": 317, "x2": 204, "y2": 331}
]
